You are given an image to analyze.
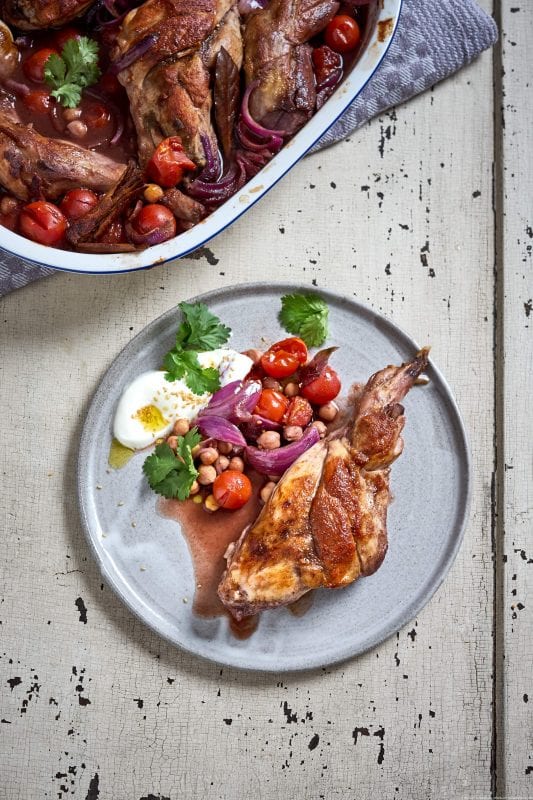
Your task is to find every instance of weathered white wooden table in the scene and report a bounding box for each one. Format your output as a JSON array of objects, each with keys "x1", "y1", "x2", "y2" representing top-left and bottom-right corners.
[{"x1": 1, "y1": 2, "x2": 531, "y2": 797}]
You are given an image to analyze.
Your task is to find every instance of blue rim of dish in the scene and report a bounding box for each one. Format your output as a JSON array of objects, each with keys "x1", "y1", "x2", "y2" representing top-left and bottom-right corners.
[
  {"x1": 77, "y1": 281, "x2": 472, "y2": 672},
  {"x1": 3, "y1": 0, "x2": 403, "y2": 276}
]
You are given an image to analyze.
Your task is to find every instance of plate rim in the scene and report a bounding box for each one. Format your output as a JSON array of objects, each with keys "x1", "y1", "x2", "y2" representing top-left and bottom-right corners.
[{"x1": 77, "y1": 281, "x2": 472, "y2": 672}]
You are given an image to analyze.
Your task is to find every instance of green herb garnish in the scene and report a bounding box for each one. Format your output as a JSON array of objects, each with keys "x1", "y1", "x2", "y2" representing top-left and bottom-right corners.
[
  {"x1": 44, "y1": 37, "x2": 101, "y2": 109},
  {"x1": 163, "y1": 302, "x2": 231, "y2": 394},
  {"x1": 279, "y1": 293, "x2": 329, "y2": 347},
  {"x1": 142, "y1": 428, "x2": 202, "y2": 500}
]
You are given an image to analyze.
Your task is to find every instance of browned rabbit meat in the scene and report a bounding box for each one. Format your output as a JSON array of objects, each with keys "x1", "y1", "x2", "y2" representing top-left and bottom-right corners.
[
  {"x1": 243, "y1": 0, "x2": 340, "y2": 134},
  {"x1": 0, "y1": 99, "x2": 126, "y2": 201},
  {"x1": 112, "y1": 0, "x2": 242, "y2": 167},
  {"x1": 218, "y1": 349, "x2": 430, "y2": 620},
  {"x1": 2, "y1": 0, "x2": 95, "y2": 29}
]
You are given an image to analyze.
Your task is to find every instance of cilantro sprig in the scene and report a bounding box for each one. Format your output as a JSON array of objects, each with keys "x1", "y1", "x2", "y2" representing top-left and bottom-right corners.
[
  {"x1": 142, "y1": 428, "x2": 202, "y2": 500},
  {"x1": 279, "y1": 293, "x2": 329, "y2": 347},
  {"x1": 163, "y1": 302, "x2": 231, "y2": 394},
  {"x1": 44, "y1": 37, "x2": 101, "y2": 109}
]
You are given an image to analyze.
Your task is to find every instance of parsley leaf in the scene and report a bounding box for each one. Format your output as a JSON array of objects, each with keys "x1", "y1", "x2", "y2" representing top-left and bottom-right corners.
[
  {"x1": 163, "y1": 302, "x2": 232, "y2": 394},
  {"x1": 176, "y1": 301, "x2": 231, "y2": 352},
  {"x1": 142, "y1": 428, "x2": 202, "y2": 500},
  {"x1": 44, "y1": 36, "x2": 101, "y2": 109},
  {"x1": 163, "y1": 349, "x2": 221, "y2": 394},
  {"x1": 279, "y1": 293, "x2": 329, "y2": 347}
]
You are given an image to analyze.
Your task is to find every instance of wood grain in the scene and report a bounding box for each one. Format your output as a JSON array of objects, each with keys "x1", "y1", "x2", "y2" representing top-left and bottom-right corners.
[
  {"x1": 0, "y1": 5, "x2": 506, "y2": 798},
  {"x1": 496, "y1": 0, "x2": 533, "y2": 795}
]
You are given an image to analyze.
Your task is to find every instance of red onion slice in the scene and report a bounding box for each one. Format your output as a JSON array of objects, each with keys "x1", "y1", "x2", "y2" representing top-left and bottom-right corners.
[
  {"x1": 197, "y1": 416, "x2": 247, "y2": 447},
  {"x1": 299, "y1": 347, "x2": 338, "y2": 388},
  {"x1": 245, "y1": 426, "x2": 320, "y2": 475},
  {"x1": 198, "y1": 134, "x2": 222, "y2": 182},
  {"x1": 240, "y1": 82, "x2": 287, "y2": 151},
  {"x1": 198, "y1": 380, "x2": 262, "y2": 422},
  {"x1": 111, "y1": 33, "x2": 158, "y2": 74}
]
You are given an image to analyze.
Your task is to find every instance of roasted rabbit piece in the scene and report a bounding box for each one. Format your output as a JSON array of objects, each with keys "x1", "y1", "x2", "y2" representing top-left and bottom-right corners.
[
  {"x1": 0, "y1": 97, "x2": 126, "y2": 201},
  {"x1": 2, "y1": 0, "x2": 95, "y2": 30},
  {"x1": 243, "y1": 0, "x2": 340, "y2": 134},
  {"x1": 219, "y1": 349, "x2": 430, "y2": 619},
  {"x1": 112, "y1": 0, "x2": 242, "y2": 167}
]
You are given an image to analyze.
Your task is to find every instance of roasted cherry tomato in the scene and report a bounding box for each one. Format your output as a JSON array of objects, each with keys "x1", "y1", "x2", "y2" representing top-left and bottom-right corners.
[
  {"x1": 284, "y1": 396, "x2": 313, "y2": 427},
  {"x1": 54, "y1": 26, "x2": 81, "y2": 51},
  {"x1": 60, "y1": 188, "x2": 98, "y2": 220},
  {"x1": 324, "y1": 15, "x2": 361, "y2": 54},
  {"x1": 254, "y1": 389, "x2": 289, "y2": 423},
  {"x1": 22, "y1": 47, "x2": 58, "y2": 83},
  {"x1": 213, "y1": 470, "x2": 252, "y2": 510},
  {"x1": 301, "y1": 366, "x2": 341, "y2": 405},
  {"x1": 22, "y1": 88, "x2": 52, "y2": 113},
  {"x1": 131, "y1": 204, "x2": 176, "y2": 236},
  {"x1": 82, "y1": 102, "x2": 111, "y2": 129},
  {"x1": 19, "y1": 201, "x2": 67, "y2": 246},
  {"x1": 146, "y1": 137, "x2": 196, "y2": 187},
  {"x1": 312, "y1": 45, "x2": 342, "y2": 85},
  {"x1": 260, "y1": 337, "x2": 308, "y2": 379}
]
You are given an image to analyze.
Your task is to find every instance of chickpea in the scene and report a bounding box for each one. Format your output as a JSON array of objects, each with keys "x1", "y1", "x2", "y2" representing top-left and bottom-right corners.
[
  {"x1": 200, "y1": 447, "x2": 219, "y2": 465},
  {"x1": 283, "y1": 425, "x2": 303, "y2": 442},
  {"x1": 229, "y1": 456, "x2": 244, "y2": 472},
  {"x1": 189, "y1": 480, "x2": 200, "y2": 496},
  {"x1": 191, "y1": 444, "x2": 202, "y2": 458},
  {"x1": 311, "y1": 420, "x2": 327, "y2": 438},
  {"x1": 0, "y1": 196, "x2": 17, "y2": 215},
  {"x1": 197, "y1": 464, "x2": 217, "y2": 485},
  {"x1": 66, "y1": 120, "x2": 88, "y2": 139},
  {"x1": 215, "y1": 455, "x2": 230, "y2": 474},
  {"x1": 318, "y1": 401, "x2": 339, "y2": 422},
  {"x1": 166, "y1": 435, "x2": 178, "y2": 450},
  {"x1": 204, "y1": 494, "x2": 220, "y2": 512},
  {"x1": 172, "y1": 418, "x2": 190, "y2": 436},
  {"x1": 284, "y1": 381, "x2": 300, "y2": 397},
  {"x1": 144, "y1": 183, "x2": 164, "y2": 204},
  {"x1": 243, "y1": 348, "x2": 263, "y2": 365},
  {"x1": 192, "y1": 494, "x2": 203, "y2": 504},
  {"x1": 217, "y1": 441, "x2": 233, "y2": 455},
  {"x1": 63, "y1": 107, "x2": 82, "y2": 122},
  {"x1": 257, "y1": 431, "x2": 281, "y2": 450},
  {"x1": 260, "y1": 481, "x2": 277, "y2": 504}
]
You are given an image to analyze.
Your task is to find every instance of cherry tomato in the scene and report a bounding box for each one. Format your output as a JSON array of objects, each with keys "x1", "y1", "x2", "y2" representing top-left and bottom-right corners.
[
  {"x1": 60, "y1": 188, "x2": 98, "y2": 220},
  {"x1": 312, "y1": 45, "x2": 343, "y2": 85},
  {"x1": 146, "y1": 137, "x2": 196, "y2": 187},
  {"x1": 82, "y1": 102, "x2": 111, "y2": 129},
  {"x1": 301, "y1": 366, "x2": 341, "y2": 405},
  {"x1": 22, "y1": 88, "x2": 52, "y2": 113},
  {"x1": 254, "y1": 389, "x2": 289, "y2": 423},
  {"x1": 19, "y1": 201, "x2": 67, "y2": 246},
  {"x1": 132, "y1": 204, "x2": 176, "y2": 236},
  {"x1": 54, "y1": 26, "x2": 81, "y2": 51},
  {"x1": 324, "y1": 15, "x2": 361, "y2": 54},
  {"x1": 213, "y1": 470, "x2": 252, "y2": 510},
  {"x1": 261, "y1": 337, "x2": 308, "y2": 379},
  {"x1": 23, "y1": 47, "x2": 58, "y2": 83},
  {"x1": 285, "y1": 396, "x2": 313, "y2": 427}
]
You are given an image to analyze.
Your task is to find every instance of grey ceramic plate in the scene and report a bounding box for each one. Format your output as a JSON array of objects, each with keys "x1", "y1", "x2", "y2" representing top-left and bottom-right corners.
[{"x1": 78, "y1": 283, "x2": 471, "y2": 671}]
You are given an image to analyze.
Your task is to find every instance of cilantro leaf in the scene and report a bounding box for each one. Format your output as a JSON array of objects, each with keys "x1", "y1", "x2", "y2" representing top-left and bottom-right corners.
[
  {"x1": 176, "y1": 301, "x2": 231, "y2": 352},
  {"x1": 279, "y1": 293, "x2": 329, "y2": 347},
  {"x1": 163, "y1": 349, "x2": 221, "y2": 394},
  {"x1": 142, "y1": 428, "x2": 202, "y2": 500},
  {"x1": 44, "y1": 36, "x2": 101, "y2": 109},
  {"x1": 162, "y1": 302, "x2": 231, "y2": 394}
]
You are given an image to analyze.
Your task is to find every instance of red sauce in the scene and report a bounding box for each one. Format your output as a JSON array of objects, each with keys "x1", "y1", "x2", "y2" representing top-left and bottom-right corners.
[
  {"x1": 7, "y1": 32, "x2": 133, "y2": 163},
  {"x1": 158, "y1": 472, "x2": 264, "y2": 638}
]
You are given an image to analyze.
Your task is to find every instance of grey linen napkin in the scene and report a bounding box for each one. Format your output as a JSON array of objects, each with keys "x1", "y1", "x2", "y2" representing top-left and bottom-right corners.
[{"x1": 0, "y1": 0, "x2": 497, "y2": 296}]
